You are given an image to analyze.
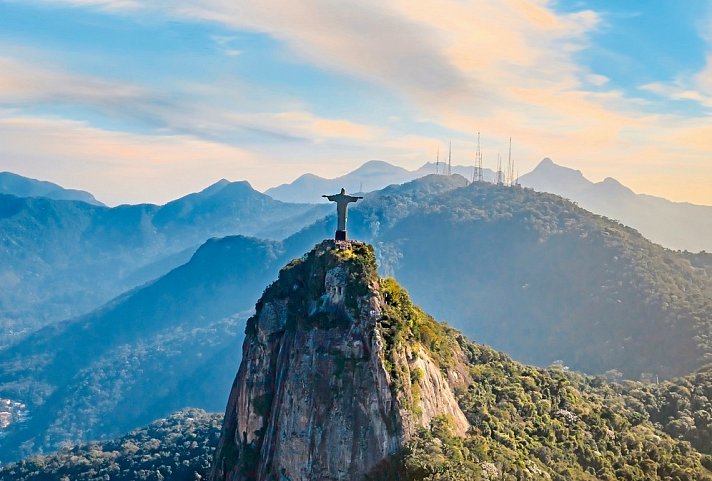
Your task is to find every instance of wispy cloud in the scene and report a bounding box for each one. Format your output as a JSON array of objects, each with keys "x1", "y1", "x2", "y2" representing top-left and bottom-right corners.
[
  {"x1": 0, "y1": 55, "x2": 148, "y2": 105},
  {"x1": 0, "y1": 113, "x2": 258, "y2": 205},
  {"x1": 33, "y1": 0, "x2": 142, "y2": 11},
  {"x1": 2, "y1": 1, "x2": 712, "y2": 204},
  {"x1": 0, "y1": 53, "x2": 385, "y2": 146},
  {"x1": 211, "y1": 35, "x2": 242, "y2": 57}
]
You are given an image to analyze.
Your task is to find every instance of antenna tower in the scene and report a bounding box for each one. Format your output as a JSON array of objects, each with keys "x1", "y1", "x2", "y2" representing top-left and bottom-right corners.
[
  {"x1": 507, "y1": 137, "x2": 513, "y2": 186},
  {"x1": 496, "y1": 152, "x2": 503, "y2": 185},
  {"x1": 435, "y1": 145, "x2": 440, "y2": 175},
  {"x1": 478, "y1": 134, "x2": 484, "y2": 182},
  {"x1": 448, "y1": 140, "x2": 452, "y2": 175},
  {"x1": 473, "y1": 131, "x2": 483, "y2": 183}
]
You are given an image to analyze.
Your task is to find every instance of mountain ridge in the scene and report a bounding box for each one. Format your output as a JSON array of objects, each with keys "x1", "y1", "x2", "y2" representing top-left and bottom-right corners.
[
  {"x1": 0, "y1": 171, "x2": 104, "y2": 206},
  {"x1": 0, "y1": 180, "x2": 329, "y2": 342},
  {"x1": 264, "y1": 160, "x2": 495, "y2": 203},
  {"x1": 520, "y1": 157, "x2": 712, "y2": 252}
]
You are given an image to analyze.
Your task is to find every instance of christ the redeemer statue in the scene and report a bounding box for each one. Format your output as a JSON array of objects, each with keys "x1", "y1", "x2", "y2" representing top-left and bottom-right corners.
[{"x1": 323, "y1": 188, "x2": 362, "y2": 241}]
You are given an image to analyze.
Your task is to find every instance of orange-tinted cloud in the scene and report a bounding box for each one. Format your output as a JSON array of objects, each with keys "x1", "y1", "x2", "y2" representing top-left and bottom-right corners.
[{"x1": 4, "y1": 1, "x2": 712, "y2": 204}]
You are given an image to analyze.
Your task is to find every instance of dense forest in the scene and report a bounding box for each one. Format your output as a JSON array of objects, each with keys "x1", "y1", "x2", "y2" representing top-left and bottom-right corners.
[
  {"x1": 0, "y1": 409, "x2": 220, "y2": 481},
  {"x1": 359, "y1": 180, "x2": 712, "y2": 378},
  {"x1": 3, "y1": 175, "x2": 712, "y2": 465},
  {"x1": 364, "y1": 279, "x2": 712, "y2": 481},
  {"x1": 3, "y1": 346, "x2": 710, "y2": 480},
  {"x1": 619, "y1": 366, "x2": 712, "y2": 455}
]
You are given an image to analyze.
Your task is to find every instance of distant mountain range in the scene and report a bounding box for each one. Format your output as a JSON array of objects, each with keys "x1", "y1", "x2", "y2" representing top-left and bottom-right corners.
[
  {"x1": 3, "y1": 157, "x2": 711, "y2": 343},
  {"x1": 265, "y1": 157, "x2": 712, "y2": 252},
  {"x1": 0, "y1": 179, "x2": 329, "y2": 343},
  {"x1": 520, "y1": 158, "x2": 712, "y2": 252},
  {"x1": 3, "y1": 174, "x2": 712, "y2": 462},
  {"x1": 0, "y1": 172, "x2": 103, "y2": 206},
  {"x1": 265, "y1": 159, "x2": 496, "y2": 202}
]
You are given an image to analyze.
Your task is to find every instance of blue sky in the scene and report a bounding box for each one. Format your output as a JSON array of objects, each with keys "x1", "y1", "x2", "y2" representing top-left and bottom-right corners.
[{"x1": 0, "y1": 0, "x2": 710, "y2": 205}]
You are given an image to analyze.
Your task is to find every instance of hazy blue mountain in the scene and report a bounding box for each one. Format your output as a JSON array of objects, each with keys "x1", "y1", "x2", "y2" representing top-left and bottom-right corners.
[
  {"x1": 3, "y1": 174, "x2": 712, "y2": 462},
  {"x1": 0, "y1": 180, "x2": 329, "y2": 344},
  {"x1": 0, "y1": 236, "x2": 281, "y2": 462},
  {"x1": 0, "y1": 175, "x2": 471, "y2": 462},
  {"x1": 0, "y1": 172, "x2": 103, "y2": 206},
  {"x1": 264, "y1": 159, "x2": 496, "y2": 203},
  {"x1": 520, "y1": 158, "x2": 712, "y2": 252}
]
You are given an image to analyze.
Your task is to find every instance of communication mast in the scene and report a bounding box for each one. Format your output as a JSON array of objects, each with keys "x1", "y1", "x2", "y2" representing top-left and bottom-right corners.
[
  {"x1": 496, "y1": 152, "x2": 503, "y2": 185},
  {"x1": 471, "y1": 134, "x2": 476, "y2": 183},
  {"x1": 448, "y1": 140, "x2": 452, "y2": 175},
  {"x1": 435, "y1": 145, "x2": 440, "y2": 175},
  {"x1": 507, "y1": 137, "x2": 513, "y2": 186},
  {"x1": 473, "y1": 131, "x2": 483, "y2": 183},
  {"x1": 478, "y1": 135, "x2": 484, "y2": 182}
]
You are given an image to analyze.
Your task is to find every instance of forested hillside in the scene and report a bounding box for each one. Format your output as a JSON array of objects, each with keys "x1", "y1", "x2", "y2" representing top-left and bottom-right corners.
[
  {"x1": 375, "y1": 332, "x2": 712, "y2": 481},
  {"x1": 3, "y1": 336, "x2": 710, "y2": 481},
  {"x1": 3, "y1": 174, "x2": 712, "y2": 463},
  {"x1": 397, "y1": 185, "x2": 712, "y2": 378},
  {"x1": 286, "y1": 177, "x2": 712, "y2": 378},
  {"x1": 520, "y1": 158, "x2": 712, "y2": 253},
  {"x1": 0, "y1": 409, "x2": 220, "y2": 481},
  {"x1": 619, "y1": 366, "x2": 712, "y2": 455}
]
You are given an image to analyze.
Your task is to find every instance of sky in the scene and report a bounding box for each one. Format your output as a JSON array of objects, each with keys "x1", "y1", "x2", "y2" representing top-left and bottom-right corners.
[{"x1": 0, "y1": 0, "x2": 710, "y2": 206}]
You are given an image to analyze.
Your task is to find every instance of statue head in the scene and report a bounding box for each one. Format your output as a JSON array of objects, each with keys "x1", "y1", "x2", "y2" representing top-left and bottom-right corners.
[{"x1": 340, "y1": 188, "x2": 346, "y2": 194}]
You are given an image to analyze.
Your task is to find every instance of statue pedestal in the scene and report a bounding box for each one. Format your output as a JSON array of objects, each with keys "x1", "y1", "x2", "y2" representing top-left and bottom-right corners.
[{"x1": 335, "y1": 230, "x2": 347, "y2": 241}]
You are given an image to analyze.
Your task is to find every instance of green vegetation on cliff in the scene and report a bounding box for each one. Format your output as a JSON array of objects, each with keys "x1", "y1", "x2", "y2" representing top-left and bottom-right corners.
[
  {"x1": 372, "y1": 341, "x2": 712, "y2": 480},
  {"x1": 368, "y1": 277, "x2": 712, "y2": 481},
  {"x1": 379, "y1": 277, "x2": 457, "y2": 403},
  {"x1": 248, "y1": 240, "x2": 377, "y2": 335}
]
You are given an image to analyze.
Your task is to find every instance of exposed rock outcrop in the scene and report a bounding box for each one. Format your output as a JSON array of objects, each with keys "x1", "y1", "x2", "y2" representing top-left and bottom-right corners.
[{"x1": 211, "y1": 240, "x2": 468, "y2": 481}]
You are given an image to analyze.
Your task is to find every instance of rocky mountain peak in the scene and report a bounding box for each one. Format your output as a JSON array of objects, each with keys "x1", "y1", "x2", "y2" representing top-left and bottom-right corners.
[{"x1": 210, "y1": 240, "x2": 469, "y2": 481}]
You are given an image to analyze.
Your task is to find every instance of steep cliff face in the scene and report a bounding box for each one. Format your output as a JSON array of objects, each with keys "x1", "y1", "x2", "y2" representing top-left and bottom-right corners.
[{"x1": 211, "y1": 240, "x2": 468, "y2": 481}]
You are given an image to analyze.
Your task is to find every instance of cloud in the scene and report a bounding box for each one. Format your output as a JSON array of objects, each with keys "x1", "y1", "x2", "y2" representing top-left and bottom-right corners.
[
  {"x1": 211, "y1": 35, "x2": 242, "y2": 57},
  {"x1": 640, "y1": 53, "x2": 712, "y2": 109},
  {"x1": 0, "y1": 53, "x2": 385, "y2": 146},
  {"x1": 638, "y1": 8, "x2": 712, "y2": 110},
  {"x1": 33, "y1": 0, "x2": 142, "y2": 11},
  {"x1": 3, "y1": 1, "x2": 712, "y2": 205},
  {"x1": 0, "y1": 113, "x2": 259, "y2": 205},
  {"x1": 0, "y1": 56, "x2": 148, "y2": 105},
  {"x1": 0, "y1": 110, "x2": 407, "y2": 204}
]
